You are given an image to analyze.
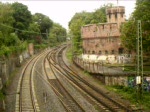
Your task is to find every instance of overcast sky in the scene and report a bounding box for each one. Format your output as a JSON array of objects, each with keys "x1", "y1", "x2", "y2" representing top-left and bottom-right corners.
[{"x1": 3, "y1": 0, "x2": 136, "y2": 30}]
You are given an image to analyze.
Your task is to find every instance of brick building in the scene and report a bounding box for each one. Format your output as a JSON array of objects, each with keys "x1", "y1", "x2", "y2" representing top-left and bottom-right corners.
[{"x1": 81, "y1": 6, "x2": 130, "y2": 64}]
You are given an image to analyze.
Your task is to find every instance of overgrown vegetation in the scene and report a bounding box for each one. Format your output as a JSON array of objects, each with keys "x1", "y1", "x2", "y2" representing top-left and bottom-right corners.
[
  {"x1": 120, "y1": 0, "x2": 150, "y2": 55},
  {"x1": 106, "y1": 85, "x2": 150, "y2": 111},
  {"x1": 0, "y1": 90, "x2": 5, "y2": 101},
  {"x1": 0, "y1": 2, "x2": 67, "y2": 58}
]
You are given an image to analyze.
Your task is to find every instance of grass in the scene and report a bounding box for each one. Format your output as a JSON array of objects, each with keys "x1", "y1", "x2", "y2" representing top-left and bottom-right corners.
[
  {"x1": 106, "y1": 85, "x2": 150, "y2": 111},
  {"x1": 0, "y1": 90, "x2": 5, "y2": 100},
  {"x1": 66, "y1": 47, "x2": 73, "y2": 62}
]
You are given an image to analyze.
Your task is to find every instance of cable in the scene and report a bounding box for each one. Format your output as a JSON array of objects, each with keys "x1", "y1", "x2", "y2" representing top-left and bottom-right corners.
[{"x1": 0, "y1": 23, "x2": 47, "y2": 35}]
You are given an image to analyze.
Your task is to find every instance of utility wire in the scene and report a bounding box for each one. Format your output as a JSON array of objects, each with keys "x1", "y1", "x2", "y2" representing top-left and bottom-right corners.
[{"x1": 0, "y1": 23, "x2": 47, "y2": 35}]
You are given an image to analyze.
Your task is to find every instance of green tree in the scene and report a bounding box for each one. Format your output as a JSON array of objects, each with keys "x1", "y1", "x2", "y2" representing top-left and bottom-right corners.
[
  {"x1": 0, "y1": 2, "x2": 14, "y2": 36},
  {"x1": 133, "y1": 0, "x2": 150, "y2": 53},
  {"x1": 120, "y1": 19, "x2": 136, "y2": 51},
  {"x1": 12, "y1": 2, "x2": 32, "y2": 40},
  {"x1": 120, "y1": 0, "x2": 150, "y2": 54},
  {"x1": 49, "y1": 23, "x2": 66, "y2": 46},
  {"x1": 32, "y1": 13, "x2": 53, "y2": 39},
  {"x1": 28, "y1": 22, "x2": 41, "y2": 43}
]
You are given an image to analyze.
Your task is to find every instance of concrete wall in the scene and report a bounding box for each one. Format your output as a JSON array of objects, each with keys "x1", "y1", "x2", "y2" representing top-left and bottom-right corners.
[
  {"x1": 82, "y1": 54, "x2": 132, "y2": 64},
  {"x1": 0, "y1": 50, "x2": 30, "y2": 87},
  {"x1": 105, "y1": 76, "x2": 128, "y2": 86}
]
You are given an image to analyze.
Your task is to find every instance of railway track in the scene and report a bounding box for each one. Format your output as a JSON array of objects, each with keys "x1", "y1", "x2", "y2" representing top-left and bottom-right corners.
[
  {"x1": 47, "y1": 45, "x2": 136, "y2": 112},
  {"x1": 44, "y1": 48, "x2": 85, "y2": 112},
  {"x1": 15, "y1": 50, "x2": 48, "y2": 112}
]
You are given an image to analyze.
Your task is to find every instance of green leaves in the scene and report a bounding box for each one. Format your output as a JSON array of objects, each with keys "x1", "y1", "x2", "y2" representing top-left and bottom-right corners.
[
  {"x1": 12, "y1": 2, "x2": 32, "y2": 40},
  {"x1": 32, "y1": 13, "x2": 53, "y2": 39},
  {"x1": 120, "y1": 20, "x2": 136, "y2": 51},
  {"x1": 121, "y1": 0, "x2": 150, "y2": 54},
  {"x1": 49, "y1": 23, "x2": 66, "y2": 46},
  {"x1": 0, "y1": 2, "x2": 66, "y2": 57}
]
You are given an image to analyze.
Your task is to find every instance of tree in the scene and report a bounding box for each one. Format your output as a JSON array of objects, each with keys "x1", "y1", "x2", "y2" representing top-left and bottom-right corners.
[
  {"x1": 120, "y1": 18, "x2": 136, "y2": 51},
  {"x1": 32, "y1": 13, "x2": 53, "y2": 39},
  {"x1": 28, "y1": 22, "x2": 41, "y2": 43},
  {"x1": 133, "y1": 0, "x2": 150, "y2": 53},
  {"x1": 120, "y1": 0, "x2": 150, "y2": 54},
  {"x1": 49, "y1": 23, "x2": 66, "y2": 46},
  {"x1": 0, "y1": 2, "x2": 14, "y2": 36},
  {"x1": 11, "y1": 2, "x2": 32, "y2": 40}
]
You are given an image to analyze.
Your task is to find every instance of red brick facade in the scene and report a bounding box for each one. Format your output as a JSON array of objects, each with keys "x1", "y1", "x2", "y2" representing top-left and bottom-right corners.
[{"x1": 81, "y1": 6, "x2": 125, "y2": 56}]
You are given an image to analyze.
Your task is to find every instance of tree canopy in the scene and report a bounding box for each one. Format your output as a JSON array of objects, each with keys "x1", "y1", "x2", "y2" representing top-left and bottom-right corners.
[
  {"x1": 32, "y1": 13, "x2": 53, "y2": 39},
  {"x1": 49, "y1": 23, "x2": 67, "y2": 46},
  {"x1": 0, "y1": 2, "x2": 66, "y2": 57},
  {"x1": 12, "y1": 2, "x2": 32, "y2": 40},
  {"x1": 120, "y1": 0, "x2": 150, "y2": 54}
]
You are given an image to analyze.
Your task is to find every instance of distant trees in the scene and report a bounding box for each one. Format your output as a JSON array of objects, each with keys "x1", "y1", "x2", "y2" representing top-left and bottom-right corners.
[
  {"x1": 49, "y1": 23, "x2": 67, "y2": 46},
  {"x1": 12, "y1": 2, "x2": 32, "y2": 40},
  {"x1": 0, "y1": 2, "x2": 22, "y2": 56},
  {"x1": 0, "y1": 2, "x2": 66, "y2": 57},
  {"x1": 120, "y1": 0, "x2": 150, "y2": 54},
  {"x1": 69, "y1": 4, "x2": 112, "y2": 54},
  {"x1": 32, "y1": 13, "x2": 53, "y2": 39}
]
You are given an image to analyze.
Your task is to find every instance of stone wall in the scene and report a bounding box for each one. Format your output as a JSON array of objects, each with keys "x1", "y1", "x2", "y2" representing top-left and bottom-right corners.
[
  {"x1": 81, "y1": 6, "x2": 126, "y2": 57},
  {"x1": 105, "y1": 76, "x2": 128, "y2": 86},
  {"x1": 0, "y1": 51, "x2": 30, "y2": 86}
]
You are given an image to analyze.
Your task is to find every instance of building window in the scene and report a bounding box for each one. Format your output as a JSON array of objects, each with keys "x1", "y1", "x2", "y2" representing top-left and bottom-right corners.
[
  {"x1": 121, "y1": 13, "x2": 123, "y2": 18},
  {"x1": 118, "y1": 48, "x2": 124, "y2": 54},
  {"x1": 105, "y1": 50, "x2": 108, "y2": 55},
  {"x1": 109, "y1": 13, "x2": 111, "y2": 19},
  {"x1": 128, "y1": 50, "x2": 131, "y2": 54},
  {"x1": 115, "y1": 13, "x2": 117, "y2": 19},
  {"x1": 99, "y1": 51, "x2": 102, "y2": 55},
  {"x1": 88, "y1": 50, "x2": 90, "y2": 54},
  {"x1": 102, "y1": 25, "x2": 104, "y2": 29},
  {"x1": 92, "y1": 51, "x2": 95, "y2": 54},
  {"x1": 112, "y1": 50, "x2": 115, "y2": 54}
]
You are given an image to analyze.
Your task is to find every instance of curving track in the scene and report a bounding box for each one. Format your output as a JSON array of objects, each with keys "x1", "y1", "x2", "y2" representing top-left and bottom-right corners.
[
  {"x1": 15, "y1": 44, "x2": 138, "y2": 112},
  {"x1": 47, "y1": 45, "x2": 136, "y2": 112},
  {"x1": 44, "y1": 47, "x2": 85, "y2": 112},
  {"x1": 15, "y1": 50, "x2": 48, "y2": 112}
]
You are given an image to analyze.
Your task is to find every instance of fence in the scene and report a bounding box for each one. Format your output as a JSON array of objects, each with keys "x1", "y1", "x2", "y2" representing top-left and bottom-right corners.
[{"x1": 73, "y1": 56, "x2": 103, "y2": 74}]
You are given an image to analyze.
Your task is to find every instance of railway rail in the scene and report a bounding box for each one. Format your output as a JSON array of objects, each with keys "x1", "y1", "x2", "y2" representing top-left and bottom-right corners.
[
  {"x1": 47, "y1": 45, "x2": 137, "y2": 112},
  {"x1": 15, "y1": 44, "x2": 139, "y2": 112},
  {"x1": 15, "y1": 50, "x2": 48, "y2": 112},
  {"x1": 44, "y1": 47, "x2": 85, "y2": 112}
]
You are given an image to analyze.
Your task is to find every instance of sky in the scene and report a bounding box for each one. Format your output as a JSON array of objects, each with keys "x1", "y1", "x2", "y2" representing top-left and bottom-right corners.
[{"x1": 3, "y1": 0, "x2": 136, "y2": 30}]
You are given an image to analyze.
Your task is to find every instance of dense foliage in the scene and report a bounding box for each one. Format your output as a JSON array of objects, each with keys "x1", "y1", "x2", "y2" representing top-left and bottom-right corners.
[
  {"x1": 0, "y1": 2, "x2": 67, "y2": 57},
  {"x1": 120, "y1": 0, "x2": 150, "y2": 54},
  {"x1": 69, "y1": 4, "x2": 112, "y2": 54},
  {"x1": 49, "y1": 23, "x2": 66, "y2": 47},
  {"x1": 32, "y1": 13, "x2": 53, "y2": 39}
]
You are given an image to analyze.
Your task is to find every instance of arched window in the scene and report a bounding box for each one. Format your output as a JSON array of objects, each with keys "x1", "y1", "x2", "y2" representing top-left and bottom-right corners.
[
  {"x1": 92, "y1": 51, "x2": 95, "y2": 54},
  {"x1": 109, "y1": 13, "x2": 111, "y2": 19},
  {"x1": 118, "y1": 48, "x2": 124, "y2": 54},
  {"x1": 99, "y1": 51, "x2": 102, "y2": 55},
  {"x1": 105, "y1": 50, "x2": 108, "y2": 55},
  {"x1": 115, "y1": 13, "x2": 117, "y2": 19},
  {"x1": 112, "y1": 50, "x2": 115, "y2": 54}
]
